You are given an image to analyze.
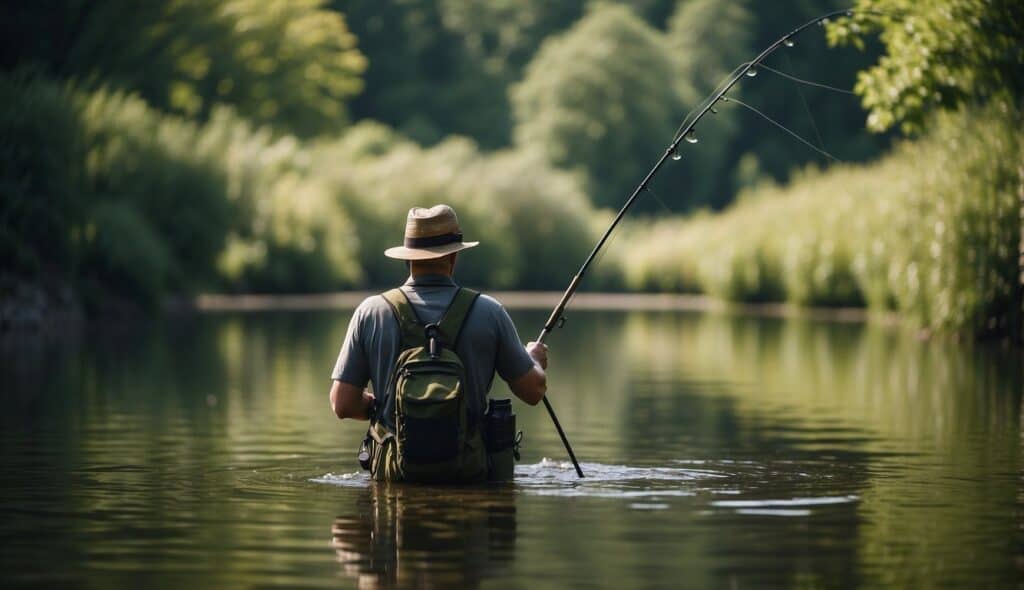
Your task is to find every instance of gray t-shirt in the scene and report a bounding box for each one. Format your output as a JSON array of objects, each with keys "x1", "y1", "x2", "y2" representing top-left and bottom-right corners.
[{"x1": 332, "y1": 274, "x2": 535, "y2": 427}]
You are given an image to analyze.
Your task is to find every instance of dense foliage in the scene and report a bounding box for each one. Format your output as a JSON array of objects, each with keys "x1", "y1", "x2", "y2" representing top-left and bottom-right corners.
[
  {"x1": 831, "y1": 0, "x2": 1024, "y2": 133},
  {"x1": 2, "y1": 0, "x2": 366, "y2": 136},
  {"x1": 1, "y1": 0, "x2": 1021, "y2": 337},
  {"x1": 511, "y1": 4, "x2": 680, "y2": 209},
  {"x1": 0, "y1": 72, "x2": 596, "y2": 309},
  {"x1": 0, "y1": 73, "x2": 84, "y2": 283},
  {"x1": 621, "y1": 103, "x2": 1022, "y2": 336}
]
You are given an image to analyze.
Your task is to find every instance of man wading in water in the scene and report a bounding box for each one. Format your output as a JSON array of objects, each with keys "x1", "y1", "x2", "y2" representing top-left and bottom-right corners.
[{"x1": 329, "y1": 204, "x2": 548, "y2": 483}]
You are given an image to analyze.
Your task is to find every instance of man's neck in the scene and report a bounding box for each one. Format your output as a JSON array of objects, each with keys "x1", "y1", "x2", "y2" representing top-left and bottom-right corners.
[
  {"x1": 405, "y1": 273, "x2": 456, "y2": 287},
  {"x1": 409, "y1": 269, "x2": 453, "y2": 278}
]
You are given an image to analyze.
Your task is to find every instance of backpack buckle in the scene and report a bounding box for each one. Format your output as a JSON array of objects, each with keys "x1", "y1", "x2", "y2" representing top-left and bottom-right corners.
[{"x1": 424, "y1": 323, "x2": 442, "y2": 359}]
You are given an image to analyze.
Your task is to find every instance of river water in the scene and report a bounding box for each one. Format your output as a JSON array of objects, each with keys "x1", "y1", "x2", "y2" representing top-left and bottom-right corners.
[{"x1": 1, "y1": 307, "x2": 1021, "y2": 588}]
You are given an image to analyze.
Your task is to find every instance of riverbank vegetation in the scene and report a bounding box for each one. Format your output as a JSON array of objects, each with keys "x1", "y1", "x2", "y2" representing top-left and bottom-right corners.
[
  {"x1": 1, "y1": 75, "x2": 596, "y2": 308},
  {"x1": 1, "y1": 0, "x2": 1021, "y2": 339},
  {"x1": 621, "y1": 103, "x2": 1022, "y2": 337}
]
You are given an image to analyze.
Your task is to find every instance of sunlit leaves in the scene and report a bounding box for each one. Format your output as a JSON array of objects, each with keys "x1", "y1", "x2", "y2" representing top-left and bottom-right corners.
[
  {"x1": 5, "y1": 0, "x2": 366, "y2": 138},
  {"x1": 166, "y1": 0, "x2": 367, "y2": 136},
  {"x1": 830, "y1": 0, "x2": 1024, "y2": 133}
]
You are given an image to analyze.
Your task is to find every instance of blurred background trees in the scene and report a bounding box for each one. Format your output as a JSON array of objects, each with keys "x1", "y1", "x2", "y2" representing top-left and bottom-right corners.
[
  {"x1": 1, "y1": 0, "x2": 1020, "y2": 336},
  {"x1": 511, "y1": 3, "x2": 680, "y2": 209},
  {"x1": 1, "y1": 0, "x2": 366, "y2": 136}
]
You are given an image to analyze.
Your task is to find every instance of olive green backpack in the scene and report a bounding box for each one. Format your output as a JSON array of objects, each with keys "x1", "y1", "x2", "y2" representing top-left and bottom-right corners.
[{"x1": 371, "y1": 287, "x2": 487, "y2": 483}]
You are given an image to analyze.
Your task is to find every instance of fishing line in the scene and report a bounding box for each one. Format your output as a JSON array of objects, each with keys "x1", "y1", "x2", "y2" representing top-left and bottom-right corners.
[
  {"x1": 644, "y1": 185, "x2": 677, "y2": 216},
  {"x1": 586, "y1": 224, "x2": 624, "y2": 286},
  {"x1": 783, "y1": 52, "x2": 828, "y2": 154},
  {"x1": 721, "y1": 96, "x2": 843, "y2": 163},
  {"x1": 581, "y1": 186, "x2": 669, "y2": 276},
  {"x1": 673, "y1": 62, "x2": 749, "y2": 143},
  {"x1": 757, "y1": 62, "x2": 858, "y2": 95}
]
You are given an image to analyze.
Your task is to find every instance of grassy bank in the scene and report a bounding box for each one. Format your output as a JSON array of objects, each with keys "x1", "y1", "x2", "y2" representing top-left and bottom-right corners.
[{"x1": 620, "y1": 103, "x2": 1023, "y2": 338}]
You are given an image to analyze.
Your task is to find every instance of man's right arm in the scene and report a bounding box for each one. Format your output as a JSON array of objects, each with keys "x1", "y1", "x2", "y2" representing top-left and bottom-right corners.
[
  {"x1": 509, "y1": 341, "x2": 547, "y2": 405},
  {"x1": 330, "y1": 299, "x2": 374, "y2": 420},
  {"x1": 330, "y1": 381, "x2": 375, "y2": 420}
]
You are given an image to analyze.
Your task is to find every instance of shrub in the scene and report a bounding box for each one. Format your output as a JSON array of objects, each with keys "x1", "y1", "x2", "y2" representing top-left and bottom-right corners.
[
  {"x1": 77, "y1": 88, "x2": 233, "y2": 287},
  {"x1": 196, "y1": 107, "x2": 363, "y2": 292},
  {"x1": 883, "y1": 104, "x2": 1022, "y2": 334},
  {"x1": 313, "y1": 126, "x2": 596, "y2": 290},
  {"x1": 0, "y1": 72, "x2": 84, "y2": 278},
  {"x1": 618, "y1": 102, "x2": 1023, "y2": 336},
  {"x1": 79, "y1": 201, "x2": 171, "y2": 307}
]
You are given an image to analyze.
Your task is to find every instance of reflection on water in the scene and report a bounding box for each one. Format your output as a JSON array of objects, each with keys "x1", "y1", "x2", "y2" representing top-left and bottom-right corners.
[
  {"x1": 330, "y1": 484, "x2": 516, "y2": 589},
  {"x1": 0, "y1": 308, "x2": 1021, "y2": 588}
]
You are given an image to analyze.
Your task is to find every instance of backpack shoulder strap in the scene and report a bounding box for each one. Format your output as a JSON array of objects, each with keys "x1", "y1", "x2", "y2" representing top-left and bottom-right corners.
[
  {"x1": 381, "y1": 288, "x2": 424, "y2": 346},
  {"x1": 438, "y1": 288, "x2": 480, "y2": 348}
]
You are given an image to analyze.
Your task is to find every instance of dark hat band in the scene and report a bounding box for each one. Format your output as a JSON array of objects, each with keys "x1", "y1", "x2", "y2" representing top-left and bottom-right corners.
[{"x1": 404, "y1": 232, "x2": 463, "y2": 248}]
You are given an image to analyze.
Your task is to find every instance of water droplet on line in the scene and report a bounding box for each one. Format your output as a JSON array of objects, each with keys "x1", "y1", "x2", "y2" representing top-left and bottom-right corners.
[
  {"x1": 745, "y1": 67, "x2": 758, "y2": 78},
  {"x1": 783, "y1": 37, "x2": 795, "y2": 48},
  {"x1": 671, "y1": 151, "x2": 682, "y2": 161},
  {"x1": 685, "y1": 130, "x2": 698, "y2": 144},
  {"x1": 710, "y1": 106, "x2": 719, "y2": 115},
  {"x1": 819, "y1": 17, "x2": 831, "y2": 26}
]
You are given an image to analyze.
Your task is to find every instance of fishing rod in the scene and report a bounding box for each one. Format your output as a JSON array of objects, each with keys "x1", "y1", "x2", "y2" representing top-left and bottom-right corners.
[{"x1": 534, "y1": 8, "x2": 862, "y2": 479}]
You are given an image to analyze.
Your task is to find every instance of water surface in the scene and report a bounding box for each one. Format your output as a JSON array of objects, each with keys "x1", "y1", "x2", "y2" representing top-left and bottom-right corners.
[{"x1": 1, "y1": 308, "x2": 1021, "y2": 588}]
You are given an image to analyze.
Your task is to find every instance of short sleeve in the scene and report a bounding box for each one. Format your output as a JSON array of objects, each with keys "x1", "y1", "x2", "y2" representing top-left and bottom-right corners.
[
  {"x1": 332, "y1": 305, "x2": 371, "y2": 387},
  {"x1": 492, "y1": 303, "x2": 536, "y2": 382}
]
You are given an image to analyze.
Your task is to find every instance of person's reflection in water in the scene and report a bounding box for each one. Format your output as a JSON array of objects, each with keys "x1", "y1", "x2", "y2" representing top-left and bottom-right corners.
[{"x1": 331, "y1": 483, "x2": 517, "y2": 589}]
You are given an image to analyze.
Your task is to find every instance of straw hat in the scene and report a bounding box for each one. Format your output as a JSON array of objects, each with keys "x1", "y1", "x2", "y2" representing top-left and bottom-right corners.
[{"x1": 384, "y1": 204, "x2": 480, "y2": 260}]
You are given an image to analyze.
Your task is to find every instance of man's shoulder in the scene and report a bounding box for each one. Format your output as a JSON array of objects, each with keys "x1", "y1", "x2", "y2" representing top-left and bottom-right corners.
[
  {"x1": 472, "y1": 292, "x2": 504, "y2": 310},
  {"x1": 352, "y1": 293, "x2": 395, "y2": 319},
  {"x1": 351, "y1": 288, "x2": 509, "y2": 323},
  {"x1": 468, "y1": 292, "x2": 511, "y2": 320}
]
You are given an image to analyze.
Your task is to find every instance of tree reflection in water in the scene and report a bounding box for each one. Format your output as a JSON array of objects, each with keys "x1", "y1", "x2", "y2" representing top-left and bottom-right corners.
[{"x1": 331, "y1": 483, "x2": 517, "y2": 589}]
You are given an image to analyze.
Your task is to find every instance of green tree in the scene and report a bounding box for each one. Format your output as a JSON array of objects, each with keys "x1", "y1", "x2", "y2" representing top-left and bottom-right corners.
[
  {"x1": 437, "y1": 0, "x2": 586, "y2": 78},
  {"x1": 662, "y1": 0, "x2": 753, "y2": 209},
  {"x1": 76, "y1": 87, "x2": 234, "y2": 294},
  {"x1": 2, "y1": 0, "x2": 366, "y2": 137},
  {"x1": 0, "y1": 72, "x2": 84, "y2": 279},
  {"x1": 511, "y1": 3, "x2": 680, "y2": 209},
  {"x1": 188, "y1": 0, "x2": 366, "y2": 137},
  {"x1": 831, "y1": 0, "x2": 1024, "y2": 133},
  {"x1": 338, "y1": 0, "x2": 588, "y2": 148},
  {"x1": 616, "y1": 0, "x2": 680, "y2": 29},
  {"x1": 669, "y1": 0, "x2": 754, "y2": 102}
]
